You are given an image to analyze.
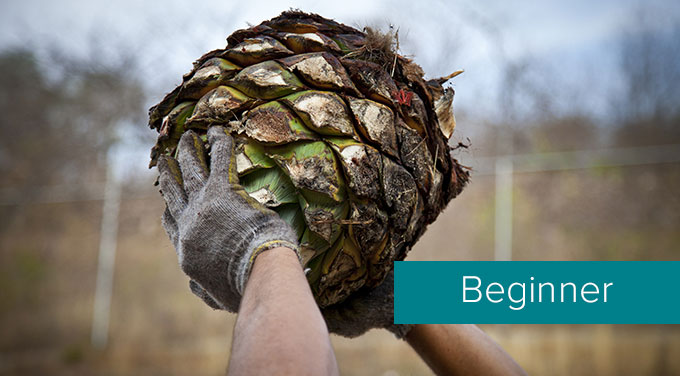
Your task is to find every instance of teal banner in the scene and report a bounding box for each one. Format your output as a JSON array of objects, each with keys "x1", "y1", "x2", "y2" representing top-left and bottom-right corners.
[{"x1": 394, "y1": 261, "x2": 680, "y2": 324}]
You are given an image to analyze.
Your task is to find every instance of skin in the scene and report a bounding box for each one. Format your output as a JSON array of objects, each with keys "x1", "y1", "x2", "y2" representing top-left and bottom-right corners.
[
  {"x1": 228, "y1": 247, "x2": 339, "y2": 376},
  {"x1": 406, "y1": 324, "x2": 528, "y2": 376},
  {"x1": 227, "y1": 246, "x2": 526, "y2": 376}
]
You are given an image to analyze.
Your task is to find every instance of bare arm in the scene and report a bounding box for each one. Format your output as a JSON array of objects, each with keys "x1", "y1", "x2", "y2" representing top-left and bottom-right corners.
[
  {"x1": 158, "y1": 129, "x2": 336, "y2": 374},
  {"x1": 228, "y1": 247, "x2": 339, "y2": 376},
  {"x1": 405, "y1": 324, "x2": 526, "y2": 376}
]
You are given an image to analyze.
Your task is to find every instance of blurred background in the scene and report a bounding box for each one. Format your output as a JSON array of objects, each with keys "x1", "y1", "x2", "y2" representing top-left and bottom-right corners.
[{"x1": 1, "y1": 0, "x2": 679, "y2": 374}]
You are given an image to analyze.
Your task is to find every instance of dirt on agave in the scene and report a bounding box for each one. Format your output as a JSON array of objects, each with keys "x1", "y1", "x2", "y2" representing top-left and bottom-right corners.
[{"x1": 147, "y1": 10, "x2": 471, "y2": 306}]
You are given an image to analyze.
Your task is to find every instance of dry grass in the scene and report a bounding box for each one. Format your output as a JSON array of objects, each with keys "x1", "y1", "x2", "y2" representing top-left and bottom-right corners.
[{"x1": 1, "y1": 163, "x2": 679, "y2": 375}]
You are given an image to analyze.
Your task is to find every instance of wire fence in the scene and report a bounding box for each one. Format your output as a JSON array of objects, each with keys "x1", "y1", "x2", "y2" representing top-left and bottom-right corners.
[{"x1": 2, "y1": 143, "x2": 679, "y2": 348}]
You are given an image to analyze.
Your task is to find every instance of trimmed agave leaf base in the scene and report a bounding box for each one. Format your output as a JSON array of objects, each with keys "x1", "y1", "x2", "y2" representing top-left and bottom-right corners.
[{"x1": 149, "y1": 11, "x2": 469, "y2": 307}]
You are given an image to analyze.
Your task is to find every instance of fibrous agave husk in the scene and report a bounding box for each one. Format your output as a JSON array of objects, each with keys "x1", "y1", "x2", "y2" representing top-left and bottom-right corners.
[{"x1": 148, "y1": 11, "x2": 469, "y2": 307}]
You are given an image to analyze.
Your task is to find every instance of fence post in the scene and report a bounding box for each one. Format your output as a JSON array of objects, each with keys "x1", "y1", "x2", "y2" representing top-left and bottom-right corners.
[
  {"x1": 91, "y1": 158, "x2": 121, "y2": 349},
  {"x1": 494, "y1": 157, "x2": 513, "y2": 261}
]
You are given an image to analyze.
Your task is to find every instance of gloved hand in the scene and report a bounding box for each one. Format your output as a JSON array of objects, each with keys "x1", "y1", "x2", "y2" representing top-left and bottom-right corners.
[
  {"x1": 157, "y1": 126, "x2": 300, "y2": 312},
  {"x1": 321, "y1": 270, "x2": 414, "y2": 339}
]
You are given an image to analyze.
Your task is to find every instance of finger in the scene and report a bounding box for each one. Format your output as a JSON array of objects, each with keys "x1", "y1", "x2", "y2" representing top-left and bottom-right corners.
[
  {"x1": 206, "y1": 126, "x2": 239, "y2": 186},
  {"x1": 158, "y1": 154, "x2": 187, "y2": 219},
  {"x1": 189, "y1": 280, "x2": 224, "y2": 310},
  {"x1": 161, "y1": 207, "x2": 179, "y2": 247},
  {"x1": 177, "y1": 130, "x2": 209, "y2": 197}
]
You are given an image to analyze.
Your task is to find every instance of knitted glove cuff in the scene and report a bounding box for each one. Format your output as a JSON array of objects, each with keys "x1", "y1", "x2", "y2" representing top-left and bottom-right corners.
[
  {"x1": 235, "y1": 221, "x2": 301, "y2": 295},
  {"x1": 236, "y1": 239, "x2": 300, "y2": 294},
  {"x1": 191, "y1": 235, "x2": 300, "y2": 313}
]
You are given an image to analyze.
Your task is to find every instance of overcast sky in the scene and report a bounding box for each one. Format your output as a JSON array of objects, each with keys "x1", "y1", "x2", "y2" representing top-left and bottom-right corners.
[
  {"x1": 3, "y1": 0, "x2": 678, "y2": 106},
  {"x1": 2, "y1": 0, "x2": 678, "y2": 177}
]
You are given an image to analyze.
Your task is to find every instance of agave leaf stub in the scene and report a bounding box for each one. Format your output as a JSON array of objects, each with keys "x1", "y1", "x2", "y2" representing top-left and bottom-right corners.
[
  {"x1": 301, "y1": 228, "x2": 331, "y2": 265},
  {"x1": 348, "y1": 97, "x2": 399, "y2": 158},
  {"x1": 348, "y1": 199, "x2": 389, "y2": 259},
  {"x1": 325, "y1": 137, "x2": 382, "y2": 200},
  {"x1": 330, "y1": 33, "x2": 366, "y2": 53},
  {"x1": 160, "y1": 102, "x2": 195, "y2": 141},
  {"x1": 235, "y1": 138, "x2": 277, "y2": 175},
  {"x1": 281, "y1": 90, "x2": 358, "y2": 138},
  {"x1": 275, "y1": 203, "x2": 306, "y2": 236},
  {"x1": 149, "y1": 85, "x2": 182, "y2": 130},
  {"x1": 239, "y1": 167, "x2": 298, "y2": 207},
  {"x1": 399, "y1": 90, "x2": 430, "y2": 138},
  {"x1": 242, "y1": 101, "x2": 317, "y2": 144},
  {"x1": 404, "y1": 192, "x2": 425, "y2": 243},
  {"x1": 224, "y1": 36, "x2": 294, "y2": 66},
  {"x1": 299, "y1": 195, "x2": 348, "y2": 244},
  {"x1": 199, "y1": 57, "x2": 242, "y2": 70},
  {"x1": 341, "y1": 58, "x2": 399, "y2": 107},
  {"x1": 427, "y1": 169, "x2": 444, "y2": 216},
  {"x1": 229, "y1": 60, "x2": 304, "y2": 99},
  {"x1": 279, "y1": 52, "x2": 360, "y2": 95},
  {"x1": 433, "y1": 87, "x2": 456, "y2": 139},
  {"x1": 180, "y1": 58, "x2": 241, "y2": 100},
  {"x1": 186, "y1": 86, "x2": 254, "y2": 129},
  {"x1": 154, "y1": 102, "x2": 196, "y2": 163},
  {"x1": 317, "y1": 234, "x2": 365, "y2": 306},
  {"x1": 268, "y1": 19, "x2": 319, "y2": 34},
  {"x1": 366, "y1": 232, "x2": 397, "y2": 286},
  {"x1": 282, "y1": 32, "x2": 341, "y2": 53},
  {"x1": 267, "y1": 141, "x2": 346, "y2": 202},
  {"x1": 381, "y1": 156, "x2": 418, "y2": 232},
  {"x1": 395, "y1": 118, "x2": 434, "y2": 193}
]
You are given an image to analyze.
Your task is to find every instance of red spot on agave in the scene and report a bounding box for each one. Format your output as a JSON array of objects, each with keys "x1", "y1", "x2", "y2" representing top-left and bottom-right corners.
[{"x1": 393, "y1": 89, "x2": 413, "y2": 106}]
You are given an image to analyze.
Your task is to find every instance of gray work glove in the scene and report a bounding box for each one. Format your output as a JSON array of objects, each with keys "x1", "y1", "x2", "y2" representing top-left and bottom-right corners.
[
  {"x1": 158, "y1": 126, "x2": 300, "y2": 312},
  {"x1": 321, "y1": 271, "x2": 414, "y2": 339}
]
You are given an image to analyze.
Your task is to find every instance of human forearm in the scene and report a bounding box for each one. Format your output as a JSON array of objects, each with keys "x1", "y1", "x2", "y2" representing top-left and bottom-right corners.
[
  {"x1": 228, "y1": 247, "x2": 339, "y2": 376},
  {"x1": 406, "y1": 324, "x2": 526, "y2": 376}
]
